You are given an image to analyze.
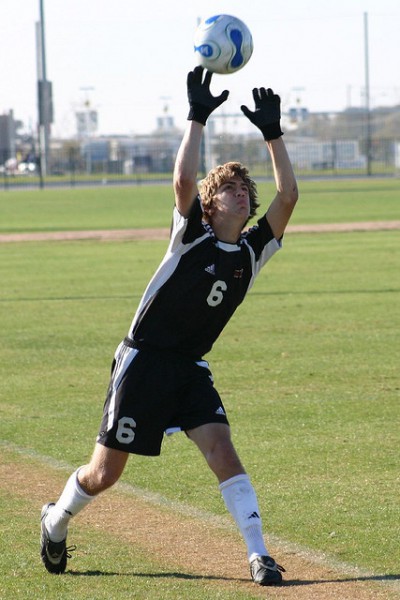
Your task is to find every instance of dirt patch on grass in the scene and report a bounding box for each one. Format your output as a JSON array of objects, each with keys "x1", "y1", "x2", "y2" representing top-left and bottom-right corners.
[
  {"x1": 1, "y1": 452, "x2": 397, "y2": 599},
  {"x1": 0, "y1": 221, "x2": 399, "y2": 243}
]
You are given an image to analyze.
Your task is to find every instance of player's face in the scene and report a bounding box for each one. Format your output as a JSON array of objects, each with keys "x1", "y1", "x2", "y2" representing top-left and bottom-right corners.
[{"x1": 213, "y1": 176, "x2": 250, "y2": 221}]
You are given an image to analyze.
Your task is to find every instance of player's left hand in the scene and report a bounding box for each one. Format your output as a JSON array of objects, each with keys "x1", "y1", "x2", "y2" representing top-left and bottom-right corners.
[
  {"x1": 187, "y1": 66, "x2": 229, "y2": 126},
  {"x1": 241, "y1": 88, "x2": 283, "y2": 140}
]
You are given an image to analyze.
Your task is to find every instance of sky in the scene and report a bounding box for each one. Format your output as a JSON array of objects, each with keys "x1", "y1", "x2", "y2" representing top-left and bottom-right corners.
[{"x1": 2, "y1": 0, "x2": 399, "y2": 138}]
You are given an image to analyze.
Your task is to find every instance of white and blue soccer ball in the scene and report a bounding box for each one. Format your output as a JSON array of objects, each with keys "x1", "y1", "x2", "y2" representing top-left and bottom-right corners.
[{"x1": 194, "y1": 14, "x2": 253, "y2": 75}]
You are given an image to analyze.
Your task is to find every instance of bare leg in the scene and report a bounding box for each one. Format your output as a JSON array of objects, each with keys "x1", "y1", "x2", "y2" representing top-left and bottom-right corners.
[
  {"x1": 45, "y1": 443, "x2": 129, "y2": 541},
  {"x1": 186, "y1": 422, "x2": 245, "y2": 482},
  {"x1": 78, "y1": 443, "x2": 130, "y2": 495},
  {"x1": 187, "y1": 423, "x2": 269, "y2": 560}
]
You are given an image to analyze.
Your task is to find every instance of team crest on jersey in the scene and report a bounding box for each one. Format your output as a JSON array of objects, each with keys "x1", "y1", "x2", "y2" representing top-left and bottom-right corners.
[
  {"x1": 233, "y1": 268, "x2": 244, "y2": 279},
  {"x1": 205, "y1": 264, "x2": 216, "y2": 275}
]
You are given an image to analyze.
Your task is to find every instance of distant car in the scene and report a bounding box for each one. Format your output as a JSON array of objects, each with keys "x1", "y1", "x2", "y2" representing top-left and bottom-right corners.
[
  {"x1": 4, "y1": 157, "x2": 18, "y2": 175},
  {"x1": 0, "y1": 158, "x2": 36, "y2": 175},
  {"x1": 18, "y1": 161, "x2": 37, "y2": 175}
]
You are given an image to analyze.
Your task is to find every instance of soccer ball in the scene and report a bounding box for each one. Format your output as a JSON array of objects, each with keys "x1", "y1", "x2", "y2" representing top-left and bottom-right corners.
[{"x1": 194, "y1": 14, "x2": 253, "y2": 75}]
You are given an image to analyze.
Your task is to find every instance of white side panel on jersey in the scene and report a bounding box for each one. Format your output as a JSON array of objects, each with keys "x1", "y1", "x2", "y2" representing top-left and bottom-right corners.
[
  {"x1": 243, "y1": 236, "x2": 281, "y2": 291},
  {"x1": 128, "y1": 207, "x2": 209, "y2": 337}
]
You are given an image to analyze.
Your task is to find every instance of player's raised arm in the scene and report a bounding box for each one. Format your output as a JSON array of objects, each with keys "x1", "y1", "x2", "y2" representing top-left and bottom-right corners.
[
  {"x1": 241, "y1": 88, "x2": 298, "y2": 239},
  {"x1": 173, "y1": 67, "x2": 229, "y2": 217}
]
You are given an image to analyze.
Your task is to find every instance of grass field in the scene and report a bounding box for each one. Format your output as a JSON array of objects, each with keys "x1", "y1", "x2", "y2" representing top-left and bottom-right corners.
[
  {"x1": 1, "y1": 178, "x2": 399, "y2": 233},
  {"x1": 0, "y1": 179, "x2": 399, "y2": 599}
]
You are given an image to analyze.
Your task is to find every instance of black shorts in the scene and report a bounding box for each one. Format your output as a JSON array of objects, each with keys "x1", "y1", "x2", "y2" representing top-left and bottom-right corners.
[{"x1": 96, "y1": 341, "x2": 229, "y2": 456}]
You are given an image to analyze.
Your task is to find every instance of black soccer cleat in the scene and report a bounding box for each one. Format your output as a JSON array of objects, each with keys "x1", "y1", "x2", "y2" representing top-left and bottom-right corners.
[
  {"x1": 40, "y1": 502, "x2": 74, "y2": 574},
  {"x1": 250, "y1": 555, "x2": 285, "y2": 586}
]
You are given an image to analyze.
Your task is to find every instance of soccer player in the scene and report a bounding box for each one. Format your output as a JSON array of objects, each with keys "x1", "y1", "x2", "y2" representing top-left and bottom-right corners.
[{"x1": 41, "y1": 66, "x2": 298, "y2": 586}]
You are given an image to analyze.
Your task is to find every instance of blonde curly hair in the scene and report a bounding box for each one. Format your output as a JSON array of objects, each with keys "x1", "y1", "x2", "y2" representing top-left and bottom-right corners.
[{"x1": 199, "y1": 162, "x2": 260, "y2": 224}]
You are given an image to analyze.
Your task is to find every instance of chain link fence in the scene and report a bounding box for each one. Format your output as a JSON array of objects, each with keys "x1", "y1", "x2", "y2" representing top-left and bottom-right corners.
[{"x1": 1, "y1": 135, "x2": 399, "y2": 190}]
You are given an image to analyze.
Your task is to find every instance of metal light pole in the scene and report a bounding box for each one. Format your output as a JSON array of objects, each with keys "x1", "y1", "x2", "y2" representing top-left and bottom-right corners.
[
  {"x1": 36, "y1": 0, "x2": 53, "y2": 185},
  {"x1": 364, "y1": 11, "x2": 372, "y2": 176},
  {"x1": 79, "y1": 87, "x2": 95, "y2": 174}
]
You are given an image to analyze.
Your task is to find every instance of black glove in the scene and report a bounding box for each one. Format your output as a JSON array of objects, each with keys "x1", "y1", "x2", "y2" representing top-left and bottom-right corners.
[
  {"x1": 241, "y1": 88, "x2": 283, "y2": 140},
  {"x1": 187, "y1": 66, "x2": 229, "y2": 126}
]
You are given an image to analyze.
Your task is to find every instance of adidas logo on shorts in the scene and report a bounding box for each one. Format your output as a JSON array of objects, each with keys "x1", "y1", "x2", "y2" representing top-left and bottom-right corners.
[{"x1": 215, "y1": 406, "x2": 226, "y2": 416}]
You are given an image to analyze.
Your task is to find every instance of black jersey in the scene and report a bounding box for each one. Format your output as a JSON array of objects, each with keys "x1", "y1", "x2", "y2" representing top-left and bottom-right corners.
[{"x1": 128, "y1": 196, "x2": 281, "y2": 358}]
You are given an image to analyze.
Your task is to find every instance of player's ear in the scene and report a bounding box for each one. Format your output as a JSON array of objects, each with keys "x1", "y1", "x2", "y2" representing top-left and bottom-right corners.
[
  {"x1": 201, "y1": 200, "x2": 215, "y2": 223},
  {"x1": 202, "y1": 197, "x2": 214, "y2": 214},
  {"x1": 207, "y1": 199, "x2": 216, "y2": 216}
]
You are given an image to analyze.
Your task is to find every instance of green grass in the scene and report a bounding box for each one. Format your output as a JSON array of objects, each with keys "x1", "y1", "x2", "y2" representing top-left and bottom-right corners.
[
  {"x1": 0, "y1": 178, "x2": 399, "y2": 233},
  {"x1": 0, "y1": 186, "x2": 175, "y2": 233},
  {"x1": 0, "y1": 477, "x2": 251, "y2": 600},
  {"x1": 0, "y1": 181, "x2": 399, "y2": 597}
]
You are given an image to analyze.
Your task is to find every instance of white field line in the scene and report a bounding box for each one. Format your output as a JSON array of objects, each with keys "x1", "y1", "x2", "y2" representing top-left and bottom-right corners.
[{"x1": 1, "y1": 439, "x2": 398, "y2": 593}]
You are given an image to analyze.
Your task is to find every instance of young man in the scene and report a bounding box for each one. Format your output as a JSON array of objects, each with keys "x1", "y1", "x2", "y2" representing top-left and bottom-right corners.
[{"x1": 40, "y1": 66, "x2": 298, "y2": 586}]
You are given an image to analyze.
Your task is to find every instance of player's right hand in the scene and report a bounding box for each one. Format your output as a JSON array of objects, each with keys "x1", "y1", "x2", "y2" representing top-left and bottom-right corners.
[{"x1": 187, "y1": 66, "x2": 229, "y2": 126}]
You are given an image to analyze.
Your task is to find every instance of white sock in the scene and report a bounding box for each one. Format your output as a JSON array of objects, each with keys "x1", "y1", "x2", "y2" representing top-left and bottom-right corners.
[
  {"x1": 219, "y1": 474, "x2": 269, "y2": 560},
  {"x1": 45, "y1": 468, "x2": 95, "y2": 542}
]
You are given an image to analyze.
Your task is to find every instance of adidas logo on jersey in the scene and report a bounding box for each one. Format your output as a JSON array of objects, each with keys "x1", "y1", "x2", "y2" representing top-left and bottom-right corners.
[
  {"x1": 215, "y1": 406, "x2": 226, "y2": 416},
  {"x1": 205, "y1": 264, "x2": 216, "y2": 275}
]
